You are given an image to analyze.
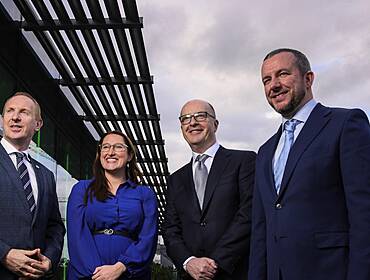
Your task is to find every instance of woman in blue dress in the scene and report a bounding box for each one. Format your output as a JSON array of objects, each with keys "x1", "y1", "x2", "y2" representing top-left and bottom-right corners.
[{"x1": 67, "y1": 131, "x2": 158, "y2": 279}]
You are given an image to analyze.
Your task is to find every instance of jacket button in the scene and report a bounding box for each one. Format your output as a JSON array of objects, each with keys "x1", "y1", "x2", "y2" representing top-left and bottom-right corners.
[{"x1": 275, "y1": 203, "x2": 282, "y2": 209}]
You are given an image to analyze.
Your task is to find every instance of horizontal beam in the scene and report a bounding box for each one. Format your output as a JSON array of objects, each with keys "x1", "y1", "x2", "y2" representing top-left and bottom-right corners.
[
  {"x1": 98, "y1": 139, "x2": 164, "y2": 146},
  {"x1": 134, "y1": 140, "x2": 165, "y2": 146},
  {"x1": 59, "y1": 76, "x2": 153, "y2": 86},
  {"x1": 138, "y1": 158, "x2": 168, "y2": 163},
  {"x1": 57, "y1": 76, "x2": 153, "y2": 86},
  {"x1": 80, "y1": 114, "x2": 160, "y2": 121},
  {"x1": 143, "y1": 172, "x2": 170, "y2": 177},
  {"x1": 19, "y1": 18, "x2": 143, "y2": 31},
  {"x1": 92, "y1": 138, "x2": 164, "y2": 146}
]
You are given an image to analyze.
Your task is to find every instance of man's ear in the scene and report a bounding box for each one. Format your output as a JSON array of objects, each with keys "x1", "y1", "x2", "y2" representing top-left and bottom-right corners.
[
  {"x1": 305, "y1": 71, "x2": 314, "y2": 88},
  {"x1": 35, "y1": 119, "x2": 43, "y2": 132},
  {"x1": 214, "y1": 119, "x2": 219, "y2": 132}
]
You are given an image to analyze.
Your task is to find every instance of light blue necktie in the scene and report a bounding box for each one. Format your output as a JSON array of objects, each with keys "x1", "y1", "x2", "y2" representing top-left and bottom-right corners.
[{"x1": 274, "y1": 119, "x2": 300, "y2": 193}]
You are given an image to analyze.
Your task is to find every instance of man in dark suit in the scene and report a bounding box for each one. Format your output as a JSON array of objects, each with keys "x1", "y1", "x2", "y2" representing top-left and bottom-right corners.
[
  {"x1": 0, "y1": 92, "x2": 65, "y2": 279},
  {"x1": 163, "y1": 99, "x2": 256, "y2": 280},
  {"x1": 248, "y1": 48, "x2": 370, "y2": 280}
]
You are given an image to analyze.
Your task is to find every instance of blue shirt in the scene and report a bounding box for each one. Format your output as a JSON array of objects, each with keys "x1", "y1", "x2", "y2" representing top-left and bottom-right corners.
[
  {"x1": 67, "y1": 179, "x2": 158, "y2": 279},
  {"x1": 273, "y1": 99, "x2": 318, "y2": 168}
]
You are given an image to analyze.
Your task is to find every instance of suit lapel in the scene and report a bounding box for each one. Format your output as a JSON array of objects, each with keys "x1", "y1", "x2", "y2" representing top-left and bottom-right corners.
[
  {"x1": 183, "y1": 160, "x2": 202, "y2": 214},
  {"x1": 0, "y1": 144, "x2": 31, "y2": 216},
  {"x1": 201, "y1": 146, "x2": 230, "y2": 216},
  {"x1": 264, "y1": 127, "x2": 283, "y2": 198},
  {"x1": 278, "y1": 103, "x2": 331, "y2": 197}
]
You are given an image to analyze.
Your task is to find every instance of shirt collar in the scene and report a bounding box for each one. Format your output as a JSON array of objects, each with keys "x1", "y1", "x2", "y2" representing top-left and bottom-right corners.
[
  {"x1": 192, "y1": 141, "x2": 220, "y2": 161},
  {"x1": 0, "y1": 137, "x2": 31, "y2": 159},
  {"x1": 126, "y1": 179, "x2": 137, "y2": 188},
  {"x1": 281, "y1": 99, "x2": 317, "y2": 125}
]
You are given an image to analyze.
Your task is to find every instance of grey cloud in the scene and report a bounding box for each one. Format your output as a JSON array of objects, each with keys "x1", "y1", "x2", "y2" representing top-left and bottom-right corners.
[{"x1": 139, "y1": 0, "x2": 370, "y2": 172}]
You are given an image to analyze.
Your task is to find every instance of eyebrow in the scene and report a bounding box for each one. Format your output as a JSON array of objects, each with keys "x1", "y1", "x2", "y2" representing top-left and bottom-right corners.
[{"x1": 262, "y1": 67, "x2": 291, "y2": 77}]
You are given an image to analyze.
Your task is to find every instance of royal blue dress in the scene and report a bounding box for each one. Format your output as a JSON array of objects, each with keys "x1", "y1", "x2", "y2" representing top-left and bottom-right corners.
[{"x1": 67, "y1": 179, "x2": 158, "y2": 279}]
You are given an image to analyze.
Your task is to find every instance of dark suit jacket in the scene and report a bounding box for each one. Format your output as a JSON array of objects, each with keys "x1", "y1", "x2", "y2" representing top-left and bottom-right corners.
[
  {"x1": 0, "y1": 144, "x2": 65, "y2": 279},
  {"x1": 248, "y1": 103, "x2": 370, "y2": 280},
  {"x1": 163, "y1": 146, "x2": 256, "y2": 280}
]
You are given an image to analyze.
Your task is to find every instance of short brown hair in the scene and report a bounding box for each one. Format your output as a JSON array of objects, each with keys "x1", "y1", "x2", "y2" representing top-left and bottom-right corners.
[
  {"x1": 264, "y1": 48, "x2": 311, "y2": 75},
  {"x1": 3, "y1": 92, "x2": 42, "y2": 120}
]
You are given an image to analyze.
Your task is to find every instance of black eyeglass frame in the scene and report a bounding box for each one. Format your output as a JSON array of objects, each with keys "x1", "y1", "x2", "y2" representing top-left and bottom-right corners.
[{"x1": 178, "y1": 111, "x2": 216, "y2": 125}]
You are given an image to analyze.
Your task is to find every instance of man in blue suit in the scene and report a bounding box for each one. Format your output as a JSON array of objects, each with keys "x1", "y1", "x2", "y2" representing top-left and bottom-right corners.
[
  {"x1": 248, "y1": 48, "x2": 370, "y2": 280},
  {"x1": 0, "y1": 92, "x2": 65, "y2": 279}
]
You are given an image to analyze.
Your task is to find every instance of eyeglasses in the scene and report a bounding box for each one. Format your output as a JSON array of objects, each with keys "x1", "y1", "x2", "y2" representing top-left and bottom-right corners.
[
  {"x1": 179, "y1": 111, "x2": 215, "y2": 125},
  {"x1": 100, "y1": 143, "x2": 128, "y2": 153}
]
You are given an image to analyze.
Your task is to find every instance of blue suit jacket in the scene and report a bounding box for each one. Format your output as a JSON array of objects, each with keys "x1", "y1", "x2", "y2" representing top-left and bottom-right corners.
[
  {"x1": 248, "y1": 103, "x2": 370, "y2": 280},
  {"x1": 0, "y1": 143, "x2": 65, "y2": 279}
]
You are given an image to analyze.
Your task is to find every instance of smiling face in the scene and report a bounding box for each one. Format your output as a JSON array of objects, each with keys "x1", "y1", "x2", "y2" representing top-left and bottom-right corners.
[
  {"x1": 2, "y1": 95, "x2": 43, "y2": 151},
  {"x1": 261, "y1": 52, "x2": 314, "y2": 118},
  {"x1": 180, "y1": 100, "x2": 218, "y2": 153},
  {"x1": 100, "y1": 133, "x2": 132, "y2": 176}
]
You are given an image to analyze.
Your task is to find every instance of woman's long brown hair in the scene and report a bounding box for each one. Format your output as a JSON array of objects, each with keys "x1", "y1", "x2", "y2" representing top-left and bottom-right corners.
[{"x1": 84, "y1": 131, "x2": 143, "y2": 203}]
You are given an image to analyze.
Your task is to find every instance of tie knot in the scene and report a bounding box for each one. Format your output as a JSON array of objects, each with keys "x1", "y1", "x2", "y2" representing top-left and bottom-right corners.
[
  {"x1": 196, "y1": 154, "x2": 209, "y2": 164},
  {"x1": 284, "y1": 119, "x2": 300, "y2": 133},
  {"x1": 14, "y1": 152, "x2": 29, "y2": 162},
  {"x1": 14, "y1": 152, "x2": 25, "y2": 159}
]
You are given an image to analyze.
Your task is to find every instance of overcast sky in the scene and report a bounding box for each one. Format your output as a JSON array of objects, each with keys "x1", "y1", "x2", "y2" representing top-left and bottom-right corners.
[
  {"x1": 2, "y1": 0, "x2": 369, "y2": 174},
  {"x1": 137, "y1": 0, "x2": 370, "y2": 172}
]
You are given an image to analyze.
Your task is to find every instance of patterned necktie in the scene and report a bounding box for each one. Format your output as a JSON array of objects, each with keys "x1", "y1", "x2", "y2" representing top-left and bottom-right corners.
[
  {"x1": 15, "y1": 152, "x2": 36, "y2": 216},
  {"x1": 194, "y1": 154, "x2": 209, "y2": 209},
  {"x1": 274, "y1": 119, "x2": 301, "y2": 193}
]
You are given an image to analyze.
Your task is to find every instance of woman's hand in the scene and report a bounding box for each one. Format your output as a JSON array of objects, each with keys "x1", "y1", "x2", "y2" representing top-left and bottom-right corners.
[{"x1": 92, "y1": 262, "x2": 126, "y2": 280}]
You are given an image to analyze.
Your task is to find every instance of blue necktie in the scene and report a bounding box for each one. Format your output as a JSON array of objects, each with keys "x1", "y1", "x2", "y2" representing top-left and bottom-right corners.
[
  {"x1": 15, "y1": 152, "x2": 36, "y2": 216},
  {"x1": 274, "y1": 119, "x2": 300, "y2": 193},
  {"x1": 194, "y1": 154, "x2": 209, "y2": 209}
]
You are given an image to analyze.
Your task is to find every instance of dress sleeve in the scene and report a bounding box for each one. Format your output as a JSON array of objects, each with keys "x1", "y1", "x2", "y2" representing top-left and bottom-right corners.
[
  {"x1": 118, "y1": 186, "x2": 158, "y2": 278},
  {"x1": 67, "y1": 180, "x2": 102, "y2": 277}
]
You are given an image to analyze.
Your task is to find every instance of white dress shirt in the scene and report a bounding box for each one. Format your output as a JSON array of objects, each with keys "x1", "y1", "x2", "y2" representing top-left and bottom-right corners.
[
  {"x1": 273, "y1": 99, "x2": 318, "y2": 169},
  {"x1": 1, "y1": 137, "x2": 38, "y2": 204},
  {"x1": 191, "y1": 141, "x2": 220, "y2": 182}
]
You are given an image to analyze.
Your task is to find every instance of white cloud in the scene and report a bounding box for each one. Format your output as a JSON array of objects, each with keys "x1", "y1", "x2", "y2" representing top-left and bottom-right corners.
[{"x1": 140, "y1": 0, "x2": 370, "y2": 172}]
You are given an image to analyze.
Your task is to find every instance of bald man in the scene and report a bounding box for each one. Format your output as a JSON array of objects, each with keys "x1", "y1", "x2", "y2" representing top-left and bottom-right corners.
[{"x1": 163, "y1": 100, "x2": 256, "y2": 280}]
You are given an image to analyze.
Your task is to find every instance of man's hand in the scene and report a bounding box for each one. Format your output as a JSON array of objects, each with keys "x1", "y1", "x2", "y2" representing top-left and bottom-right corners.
[
  {"x1": 31, "y1": 250, "x2": 52, "y2": 275},
  {"x1": 92, "y1": 262, "x2": 126, "y2": 280},
  {"x1": 1, "y1": 248, "x2": 47, "y2": 279},
  {"x1": 186, "y1": 257, "x2": 217, "y2": 280}
]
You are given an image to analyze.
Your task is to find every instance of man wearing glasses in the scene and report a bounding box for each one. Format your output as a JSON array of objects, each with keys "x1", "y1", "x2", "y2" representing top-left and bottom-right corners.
[{"x1": 163, "y1": 99, "x2": 256, "y2": 280}]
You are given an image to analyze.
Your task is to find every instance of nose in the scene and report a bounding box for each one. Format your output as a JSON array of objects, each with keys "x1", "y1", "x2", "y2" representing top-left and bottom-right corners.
[
  {"x1": 189, "y1": 116, "x2": 198, "y2": 126},
  {"x1": 270, "y1": 77, "x2": 282, "y2": 91},
  {"x1": 107, "y1": 146, "x2": 116, "y2": 154},
  {"x1": 10, "y1": 111, "x2": 21, "y2": 120},
  {"x1": 189, "y1": 116, "x2": 198, "y2": 125}
]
